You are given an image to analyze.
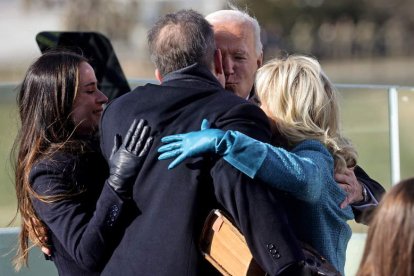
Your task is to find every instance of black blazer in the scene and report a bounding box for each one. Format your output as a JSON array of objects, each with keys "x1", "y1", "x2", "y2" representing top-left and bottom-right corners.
[
  {"x1": 99, "y1": 64, "x2": 304, "y2": 276},
  {"x1": 30, "y1": 141, "x2": 132, "y2": 276},
  {"x1": 353, "y1": 166, "x2": 386, "y2": 224}
]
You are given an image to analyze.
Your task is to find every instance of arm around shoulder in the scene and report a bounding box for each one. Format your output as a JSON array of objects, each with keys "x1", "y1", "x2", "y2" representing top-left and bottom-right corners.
[{"x1": 209, "y1": 103, "x2": 305, "y2": 275}]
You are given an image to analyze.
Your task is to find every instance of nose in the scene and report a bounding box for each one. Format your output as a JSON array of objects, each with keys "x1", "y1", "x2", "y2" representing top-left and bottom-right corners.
[
  {"x1": 96, "y1": 89, "x2": 108, "y2": 104},
  {"x1": 222, "y1": 56, "x2": 234, "y2": 77}
]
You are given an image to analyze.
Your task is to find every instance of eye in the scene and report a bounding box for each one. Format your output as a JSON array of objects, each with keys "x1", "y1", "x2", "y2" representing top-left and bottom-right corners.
[
  {"x1": 81, "y1": 81, "x2": 99, "y2": 94},
  {"x1": 83, "y1": 84, "x2": 98, "y2": 94},
  {"x1": 234, "y1": 55, "x2": 247, "y2": 61}
]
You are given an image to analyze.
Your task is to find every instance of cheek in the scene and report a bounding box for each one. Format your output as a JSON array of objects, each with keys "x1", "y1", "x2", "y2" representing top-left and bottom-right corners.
[
  {"x1": 72, "y1": 101, "x2": 92, "y2": 121},
  {"x1": 248, "y1": 63, "x2": 258, "y2": 76},
  {"x1": 239, "y1": 67, "x2": 256, "y2": 84},
  {"x1": 237, "y1": 64, "x2": 254, "y2": 78},
  {"x1": 71, "y1": 106, "x2": 84, "y2": 125}
]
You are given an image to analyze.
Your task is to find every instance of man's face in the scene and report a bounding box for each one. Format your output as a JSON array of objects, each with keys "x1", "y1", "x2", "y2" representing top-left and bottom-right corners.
[{"x1": 212, "y1": 21, "x2": 262, "y2": 99}]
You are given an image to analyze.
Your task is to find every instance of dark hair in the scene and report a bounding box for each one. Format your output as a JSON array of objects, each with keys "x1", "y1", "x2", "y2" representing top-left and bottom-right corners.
[
  {"x1": 12, "y1": 50, "x2": 88, "y2": 270},
  {"x1": 147, "y1": 9, "x2": 216, "y2": 76}
]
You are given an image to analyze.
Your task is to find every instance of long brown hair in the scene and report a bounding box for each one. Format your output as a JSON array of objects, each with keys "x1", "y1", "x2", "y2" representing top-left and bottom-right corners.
[
  {"x1": 11, "y1": 51, "x2": 88, "y2": 270},
  {"x1": 357, "y1": 178, "x2": 414, "y2": 276}
]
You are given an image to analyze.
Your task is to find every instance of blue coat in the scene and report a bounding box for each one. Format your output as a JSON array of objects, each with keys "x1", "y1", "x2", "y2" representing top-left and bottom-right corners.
[
  {"x1": 218, "y1": 132, "x2": 353, "y2": 274},
  {"x1": 99, "y1": 63, "x2": 304, "y2": 275}
]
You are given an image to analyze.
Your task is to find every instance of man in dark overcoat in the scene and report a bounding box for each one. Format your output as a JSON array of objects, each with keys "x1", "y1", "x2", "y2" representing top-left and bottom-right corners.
[{"x1": 99, "y1": 9, "x2": 310, "y2": 276}]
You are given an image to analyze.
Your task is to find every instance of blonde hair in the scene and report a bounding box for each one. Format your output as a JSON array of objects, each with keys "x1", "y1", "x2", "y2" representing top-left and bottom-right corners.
[
  {"x1": 255, "y1": 55, "x2": 357, "y2": 172},
  {"x1": 357, "y1": 178, "x2": 414, "y2": 276}
]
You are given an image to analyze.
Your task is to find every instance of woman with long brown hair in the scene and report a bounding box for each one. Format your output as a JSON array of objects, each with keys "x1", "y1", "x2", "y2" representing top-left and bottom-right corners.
[
  {"x1": 357, "y1": 177, "x2": 414, "y2": 276},
  {"x1": 12, "y1": 51, "x2": 153, "y2": 275}
]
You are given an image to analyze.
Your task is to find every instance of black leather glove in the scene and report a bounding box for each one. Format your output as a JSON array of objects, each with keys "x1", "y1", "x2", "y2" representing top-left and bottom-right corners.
[{"x1": 107, "y1": 119, "x2": 153, "y2": 197}]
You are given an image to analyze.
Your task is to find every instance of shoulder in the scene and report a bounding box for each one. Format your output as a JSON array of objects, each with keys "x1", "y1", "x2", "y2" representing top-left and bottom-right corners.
[
  {"x1": 29, "y1": 152, "x2": 79, "y2": 195},
  {"x1": 292, "y1": 140, "x2": 331, "y2": 157},
  {"x1": 31, "y1": 151, "x2": 78, "y2": 174},
  {"x1": 291, "y1": 140, "x2": 334, "y2": 168},
  {"x1": 211, "y1": 94, "x2": 271, "y2": 142},
  {"x1": 104, "y1": 85, "x2": 147, "y2": 111}
]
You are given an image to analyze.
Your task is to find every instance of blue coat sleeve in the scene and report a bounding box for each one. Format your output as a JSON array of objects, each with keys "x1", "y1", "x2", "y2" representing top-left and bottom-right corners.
[
  {"x1": 222, "y1": 131, "x2": 333, "y2": 203},
  {"x1": 209, "y1": 102, "x2": 306, "y2": 275},
  {"x1": 30, "y1": 156, "x2": 129, "y2": 272}
]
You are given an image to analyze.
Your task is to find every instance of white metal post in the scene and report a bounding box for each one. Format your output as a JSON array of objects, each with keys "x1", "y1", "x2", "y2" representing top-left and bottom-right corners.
[{"x1": 388, "y1": 87, "x2": 400, "y2": 185}]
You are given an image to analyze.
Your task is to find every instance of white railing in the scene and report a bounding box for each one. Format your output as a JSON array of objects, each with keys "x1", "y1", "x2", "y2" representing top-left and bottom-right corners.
[
  {"x1": 2, "y1": 81, "x2": 414, "y2": 185},
  {"x1": 336, "y1": 84, "x2": 414, "y2": 185},
  {"x1": 1, "y1": 82, "x2": 414, "y2": 276}
]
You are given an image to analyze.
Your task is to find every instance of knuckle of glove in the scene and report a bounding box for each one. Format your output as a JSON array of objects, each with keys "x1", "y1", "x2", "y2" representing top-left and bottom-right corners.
[{"x1": 110, "y1": 151, "x2": 142, "y2": 179}]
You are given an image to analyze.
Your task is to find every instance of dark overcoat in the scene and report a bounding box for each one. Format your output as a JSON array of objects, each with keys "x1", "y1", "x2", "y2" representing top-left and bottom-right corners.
[
  {"x1": 31, "y1": 139, "x2": 133, "y2": 276},
  {"x1": 99, "y1": 64, "x2": 304, "y2": 276}
]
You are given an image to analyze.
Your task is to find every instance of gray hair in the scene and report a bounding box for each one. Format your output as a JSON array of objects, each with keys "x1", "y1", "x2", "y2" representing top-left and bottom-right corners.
[
  {"x1": 205, "y1": 8, "x2": 263, "y2": 56},
  {"x1": 147, "y1": 9, "x2": 216, "y2": 76}
]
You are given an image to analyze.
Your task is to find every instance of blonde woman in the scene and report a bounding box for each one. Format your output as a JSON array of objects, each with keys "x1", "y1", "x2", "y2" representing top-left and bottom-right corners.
[
  {"x1": 357, "y1": 177, "x2": 414, "y2": 276},
  {"x1": 158, "y1": 55, "x2": 357, "y2": 274}
]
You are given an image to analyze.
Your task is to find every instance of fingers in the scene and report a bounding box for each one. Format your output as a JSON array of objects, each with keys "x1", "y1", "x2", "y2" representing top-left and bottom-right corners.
[
  {"x1": 334, "y1": 173, "x2": 349, "y2": 184},
  {"x1": 336, "y1": 168, "x2": 363, "y2": 206},
  {"x1": 30, "y1": 219, "x2": 52, "y2": 257},
  {"x1": 334, "y1": 167, "x2": 354, "y2": 183},
  {"x1": 138, "y1": 136, "x2": 154, "y2": 157},
  {"x1": 127, "y1": 119, "x2": 145, "y2": 152},
  {"x1": 158, "y1": 142, "x2": 182, "y2": 153},
  {"x1": 158, "y1": 149, "x2": 183, "y2": 160},
  {"x1": 338, "y1": 183, "x2": 351, "y2": 208},
  {"x1": 338, "y1": 183, "x2": 357, "y2": 208},
  {"x1": 131, "y1": 125, "x2": 151, "y2": 155},
  {"x1": 161, "y1": 135, "x2": 183, "y2": 143},
  {"x1": 201, "y1": 119, "x2": 210, "y2": 130},
  {"x1": 340, "y1": 196, "x2": 351, "y2": 209},
  {"x1": 110, "y1": 135, "x2": 121, "y2": 159},
  {"x1": 122, "y1": 119, "x2": 153, "y2": 155},
  {"x1": 124, "y1": 119, "x2": 139, "y2": 146},
  {"x1": 41, "y1": 246, "x2": 52, "y2": 257},
  {"x1": 168, "y1": 154, "x2": 187, "y2": 170}
]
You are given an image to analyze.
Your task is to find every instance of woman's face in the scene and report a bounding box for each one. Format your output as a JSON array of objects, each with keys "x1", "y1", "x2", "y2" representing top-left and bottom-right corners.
[{"x1": 71, "y1": 62, "x2": 108, "y2": 135}]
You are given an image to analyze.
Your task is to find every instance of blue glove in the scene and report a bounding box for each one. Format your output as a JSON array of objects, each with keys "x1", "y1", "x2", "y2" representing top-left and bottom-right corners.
[{"x1": 158, "y1": 119, "x2": 226, "y2": 169}]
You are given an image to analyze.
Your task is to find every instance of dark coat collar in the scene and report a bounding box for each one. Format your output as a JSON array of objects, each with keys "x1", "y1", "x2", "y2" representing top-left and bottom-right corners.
[{"x1": 162, "y1": 63, "x2": 221, "y2": 88}]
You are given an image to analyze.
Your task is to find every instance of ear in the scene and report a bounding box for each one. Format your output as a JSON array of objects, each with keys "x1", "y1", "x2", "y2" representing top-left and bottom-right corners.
[
  {"x1": 214, "y1": 49, "x2": 223, "y2": 75},
  {"x1": 213, "y1": 49, "x2": 225, "y2": 87},
  {"x1": 257, "y1": 52, "x2": 263, "y2": 68},
  {"x1": 155, "y1": 69, "x2": 163, "y2": 83}
]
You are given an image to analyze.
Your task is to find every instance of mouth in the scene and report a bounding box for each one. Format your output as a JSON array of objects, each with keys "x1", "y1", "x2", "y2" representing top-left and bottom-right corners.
[{"x1": 225, "y1": 83, "x2": 237, "y2": 92}]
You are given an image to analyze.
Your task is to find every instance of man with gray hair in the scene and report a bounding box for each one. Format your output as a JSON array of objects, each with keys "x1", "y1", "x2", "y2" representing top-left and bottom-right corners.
[
  {"x1": 205, "y1": 8, "x2": 385, "y2": 224},
  {"x1": 205, "y1": 9, "x2": 263, "y2": 100},
  {"x1": 99, "y1": 9, "x2": 310, "y2": 275}
]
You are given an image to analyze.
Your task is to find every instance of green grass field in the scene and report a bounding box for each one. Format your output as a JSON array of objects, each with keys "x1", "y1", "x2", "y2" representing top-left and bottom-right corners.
[
  {"x1": 1, "y1": 83, "x2": 413, "y2": 231},
  {"x1": 0, "y1": 84, "x2": 19, "y2": 227}
]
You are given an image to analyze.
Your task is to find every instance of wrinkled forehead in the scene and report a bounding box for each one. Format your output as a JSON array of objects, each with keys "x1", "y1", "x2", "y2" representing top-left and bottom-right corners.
[
  {"x1": 212, "y1": 21, "x2": 256, "y2": 50},
  {"x1": 212, "y1": 20, "x2": 252, "y2": 37}
]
